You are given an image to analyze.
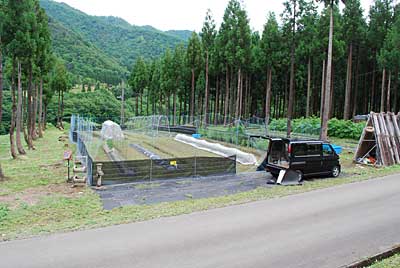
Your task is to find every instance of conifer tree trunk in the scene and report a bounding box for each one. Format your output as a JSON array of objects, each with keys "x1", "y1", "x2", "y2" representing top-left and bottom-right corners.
[
  {"x1": 306, "y1": 57, "x2": 312, "y2": 117},
  {"x1": 352, "y1": 52, "x2": 361, "y2": 118},
  {"x1": 371, "y1": 58, "x2": 376, "y2": 111},
  {"x1": 265, "y1": 68, "x2": 272, "y2": 129},
  {"x1": 166, "y1": 94, "x2": 170, "y2": 118},
  {"x1": 136, "y1": 95, "x2": 139, "y2": 116},
  {"x1": 57, "y1": 89, "x2": 61, "y2": 128},
  {"x1": 320, "y1": 5, "x2": 333, "y2": 141},
  {"x1": 140, "y1": 93, "x2": 143, "y2": 115},
  {"x1": 224, "y1": 66, "x2": 230, "y2": 125},
  {"x1": 60, "y1": 89, "x2": 65, "y2": 129},
  {"x1": 190, "y1": 68, "x2": 195, "y2": 123},
  {"x1": 363, "y1": 73, "x2": 368, "y2": 113},
  {"x1": 235, "y1": 68, "x2": 241, "y2": 120},
  {"x1": 239, "y1": 72, "x2": 244, "y2": 118},
  {"x1": 38, "y1": 78, "x2": 43, "y2": 138},
  {"x1": 393, "y1": 69, "x2": 399, "y2": 112},
  {"x1": 0, "y1": 40, "x2": 3, "y2": 179},
  {"x1": 344, "y1": 43, "x2": 353, "y2": 120},
  {"x1": 287, "y1": 0, "x2": 296, "y2": 138},
  {"x1": 214, "y1": 76, "x2": 219, "y2": 125},
  {"x1": 380, "y1": 68, "x2": 386, "y2": 112},
  {"x1": 22, "y1": 87, "x2": 29, "y2": 146},
  {"x1": 16, "y1": 62, "x2": 26, "y2": 155},
  {"x1": 173, "y1": 92, "x2": 177, "y2": 126},
  {"x1": 32, "y1": 83, "x2": 38, "y2": 140},
  {"x1": 44, "y1": 105, "x2": 48, "y2": 130},
  {"x1": 320, "y1": 60, "x2": 326, "y2": 119},
  {"x1": 27, "y1": 66, "x2": 34, "y2": 149},
  {"x1": 0, "y1": 38, "x2": 2, "y2": 125},
  {"x1": 10, "y1": 60, "x2": 17, "y2": 159},
  {"x1": 386, "y1": 71, "x2": 391, "y2": 112},
  {"x1": 203, "y1": 51, "x2": 209, "y2": 126}
]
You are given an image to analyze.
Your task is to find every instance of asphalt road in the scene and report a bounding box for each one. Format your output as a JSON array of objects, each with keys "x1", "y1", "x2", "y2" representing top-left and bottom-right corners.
[{"x1": 1, "y1": 174, "x2": 400, "y2": 268}]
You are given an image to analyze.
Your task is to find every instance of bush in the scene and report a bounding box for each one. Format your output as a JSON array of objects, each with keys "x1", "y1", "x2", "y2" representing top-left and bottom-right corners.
[
  {"x1": 200, "y1": 117, "x2": 364, "y2": 145},
  {"x1": 46, "y1": 89, "x2": 134, "y2": 124},
  {"x1": 328, "y1": 118, "x2": 364, "y2": 140},
  {"x1": 268, "y1": 117, "x2": 363, "y2": 140}
]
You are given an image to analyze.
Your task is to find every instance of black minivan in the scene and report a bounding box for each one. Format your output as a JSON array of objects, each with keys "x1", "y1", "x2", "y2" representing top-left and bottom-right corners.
[{"x1": 258, "y1": 138, "x2": 341, "y2": 179}]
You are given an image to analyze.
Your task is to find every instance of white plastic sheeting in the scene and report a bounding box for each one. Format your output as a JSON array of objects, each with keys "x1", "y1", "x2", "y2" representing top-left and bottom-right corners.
[
  {"x1": 174, "y1": 134, "x2": 257, "y2": 165},
  {"x1": 101, "y1": 120, "x2": 124, "y2": 140}
]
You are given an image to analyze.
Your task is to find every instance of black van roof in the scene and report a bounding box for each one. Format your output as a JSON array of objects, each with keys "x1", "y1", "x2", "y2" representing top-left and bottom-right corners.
[{"x1": 270, "y1": 138, "x2": 328, "y2": 144}]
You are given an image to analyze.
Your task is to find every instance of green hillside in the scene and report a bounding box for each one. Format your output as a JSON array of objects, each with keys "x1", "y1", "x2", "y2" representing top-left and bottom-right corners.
[
  {"x1": 49, "y1": 18, "x2": 128, "y2": 84},
  {"x1": 40, "y1": 0, "x2": 188, "y2": 84},
  {"x1": 165, "y1": 30, "x2": 193, "y2": 41}
]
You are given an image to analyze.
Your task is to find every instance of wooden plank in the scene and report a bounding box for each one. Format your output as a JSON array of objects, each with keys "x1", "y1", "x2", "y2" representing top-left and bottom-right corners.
[
  {"x1": 385, "y1": 114, "x2": 400, "y2": 164},
  {"x1": 372, "y1": 113, "x2": 385, "y2": 166},
  {"x1": 378, "y1": 113, "x2": 394, "y2": 166},
  {"x1": 381, "y1": 113, "x2": 395, "y2": 165}
]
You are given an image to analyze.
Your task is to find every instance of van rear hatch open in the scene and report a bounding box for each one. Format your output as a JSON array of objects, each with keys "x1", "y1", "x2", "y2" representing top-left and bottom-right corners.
[{"x1": 257, "y1": 138, "x2": 290, "y2": 173}]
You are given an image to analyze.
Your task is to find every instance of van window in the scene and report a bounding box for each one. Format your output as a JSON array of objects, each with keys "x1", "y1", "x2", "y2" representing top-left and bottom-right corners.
[
  {"x1": 308, "y1": 144, "x2": 321, "y2": 156},
  {"x1": 292, "y1": 144, "x2": 307, "y2": 157},
  {"x1": 323, "y1": 144, "x2": 334, "y2": 156}
]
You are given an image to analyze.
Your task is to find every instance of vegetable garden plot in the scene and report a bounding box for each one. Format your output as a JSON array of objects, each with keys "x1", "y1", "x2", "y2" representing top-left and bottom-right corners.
[{"x1": 71, "y1": 116, "x2": 238, "y2": 185}]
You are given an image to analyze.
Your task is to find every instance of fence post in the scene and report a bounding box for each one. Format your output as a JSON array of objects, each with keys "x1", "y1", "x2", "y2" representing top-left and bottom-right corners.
[
  {"x1": 150, "y1": 158, "x2": 153, "y2": 182},
  {"x1": 194, "y1": 155, "x2": 197, "y2": 177}
]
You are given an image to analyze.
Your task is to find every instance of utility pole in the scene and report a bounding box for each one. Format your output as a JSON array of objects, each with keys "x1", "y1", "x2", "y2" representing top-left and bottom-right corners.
[{"x1": 121, "y1": 80, "x2": 125, "y2": 128}]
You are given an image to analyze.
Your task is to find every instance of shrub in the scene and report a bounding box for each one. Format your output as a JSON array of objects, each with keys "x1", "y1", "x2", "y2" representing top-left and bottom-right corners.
[{"x1": 201, "y1": 117, "x2": 364, "y2": 145}]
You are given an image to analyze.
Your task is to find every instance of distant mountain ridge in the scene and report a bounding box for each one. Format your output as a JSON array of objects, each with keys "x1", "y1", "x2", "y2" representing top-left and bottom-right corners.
[{"x1": 40, "y1": 0, "x2": 191, "y2": 84}]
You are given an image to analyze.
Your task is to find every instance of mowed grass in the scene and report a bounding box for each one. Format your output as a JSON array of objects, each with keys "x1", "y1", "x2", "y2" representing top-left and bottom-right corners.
[
  {"x1": 368, "y1": 254, "x2": 400, "y2": 268},
  {"x1": 1, "y1": 127, "x2": 400, "y2": 242},
  {"x1": 0, "y1": 126, "x2": 71, "y2": 195}
]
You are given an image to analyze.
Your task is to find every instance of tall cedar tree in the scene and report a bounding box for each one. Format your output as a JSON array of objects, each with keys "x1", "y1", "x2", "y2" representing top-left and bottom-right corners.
[
  {"x1": 378, "y1": 4, "x2": 399, "y2": 111},
  {"x1": 50, "y1": 59, "x2": 69, "y2": 128},
  {"x1": 4, "y1": 0, "x2": 37, "y2": 156},
  {"x1": 297, "y1": 0, "x2": 318, "y2": 117},
  {"x1": 171, "y1": 43, "x2": 186, "y2": 125},
  {"x1": 317, "y1": 0, "x2": 345, "y2": 141},
  {"x1": 129, "y1": 57, "x2": 149, "y2": 116},
  {"x1": 186, "y1": 32, "x2": 202, "y2": 121},
  {"x1": 0, "y1": 0, "x2": 4, "y2": 178},
  {"x1": 200, "y1": 9, "x2": 216, "y2": 126},
  {"x1": 260, "y1": 12, "x2": 282, "y2": 128},
  {"x1": 368, "y1": 0, "x2": 394, "y2": 112},
  {"x1": 342, "y1": 0, "x2": 365, "y2": 119},
  {"x1": 282, "y1": 0, "x2": 298, "y2": 138}
]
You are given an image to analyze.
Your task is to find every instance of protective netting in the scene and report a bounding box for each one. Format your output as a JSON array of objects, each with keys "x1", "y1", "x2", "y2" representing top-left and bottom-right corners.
[
  {"x1": 174, "y1": 134, "x2": 257, "y2": 165},
  {"x1": 70, "y1": 115, "x2": 239, "y2": 185},
  {"x1": 125, "y1": 115, "x2": 171, "y2": 137},
  {"x1": 92, "y1": 156, "x2": 237, "y2": 185},
  {"x1": 101, "y1": 120, "x2": 124, "y2": 140}
]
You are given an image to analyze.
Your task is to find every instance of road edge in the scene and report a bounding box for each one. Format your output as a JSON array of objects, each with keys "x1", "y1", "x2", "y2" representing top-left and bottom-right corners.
[{"x1": 343, "y1": 244, "x2": 400, "y2": 268}]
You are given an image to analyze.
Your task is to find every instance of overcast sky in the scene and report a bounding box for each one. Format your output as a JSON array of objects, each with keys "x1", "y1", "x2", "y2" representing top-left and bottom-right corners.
[{"x1": 54, "y1": 0, "x2": 375, "y2": 33}]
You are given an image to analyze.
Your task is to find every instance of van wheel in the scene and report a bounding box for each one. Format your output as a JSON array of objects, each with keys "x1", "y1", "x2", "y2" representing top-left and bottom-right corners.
[
  {"x1": 295, "y1": 170, "x2": 304, "y2": 182},
  {"x1": 332, "y1": 166, "x2": 340, "y2": 178}
]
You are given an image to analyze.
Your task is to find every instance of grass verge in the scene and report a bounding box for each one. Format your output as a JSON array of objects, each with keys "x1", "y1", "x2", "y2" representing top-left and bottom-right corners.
[{"x1": 368, "y1": 254, "x2": 400, "y2": 268}]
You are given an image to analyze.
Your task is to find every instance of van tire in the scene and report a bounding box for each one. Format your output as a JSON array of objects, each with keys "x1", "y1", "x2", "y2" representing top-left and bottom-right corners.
[
  {"x1": 331, "y1": 166, "x2": 340, "y2": 178},
  {"x1": 295, "y1": 170, "x2": 304, "y2": 182}
]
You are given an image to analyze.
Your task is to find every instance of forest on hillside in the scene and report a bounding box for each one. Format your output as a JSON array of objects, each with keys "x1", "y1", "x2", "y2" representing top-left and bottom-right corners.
[
  {"x1": 39, "y1": 0, "x2": 190, "y2": 85},
  {"x1": 126, "y1": 0, "x2": 399, "y2": 139}
]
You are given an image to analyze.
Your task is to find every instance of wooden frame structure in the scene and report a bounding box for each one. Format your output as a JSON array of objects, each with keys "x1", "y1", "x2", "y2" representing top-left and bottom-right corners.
[{"x1": 354, "y1": 112, "x2": 400, "y2": 167}]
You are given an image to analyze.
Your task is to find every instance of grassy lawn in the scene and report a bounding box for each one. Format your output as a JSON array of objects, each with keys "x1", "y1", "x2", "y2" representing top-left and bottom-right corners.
[
  {"x1": 1, "y1": 127, "x2": 400, "y2": 242},
  {"x1": 368, "y1": 254, "x2": 400, "y2": 268}
]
